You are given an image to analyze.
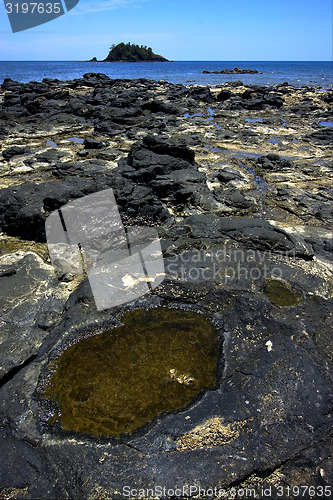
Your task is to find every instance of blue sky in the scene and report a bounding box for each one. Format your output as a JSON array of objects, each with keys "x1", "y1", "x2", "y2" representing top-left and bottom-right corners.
[{"x1": 0, "y1": 0, "x2": 332, "y2": 61}]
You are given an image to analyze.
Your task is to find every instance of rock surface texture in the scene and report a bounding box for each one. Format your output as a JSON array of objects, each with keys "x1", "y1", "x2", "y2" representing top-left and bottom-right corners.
[{"x1": 0, "y1": 74, "x2": 332, "y2": 499}]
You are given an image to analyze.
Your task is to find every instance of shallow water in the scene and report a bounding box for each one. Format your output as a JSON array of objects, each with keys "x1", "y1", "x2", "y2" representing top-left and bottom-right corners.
[
  {"x1": 245, "y1": 118, "x2": 263, "y2": 123},
  {"x1": 184, "y1": 112, "x2": 203, "y2": 118},
  {"x1": 205, "y1": 145, "x2": 223, "y2": 153},
  {"x1": 263, "y1": 279, "x2": 301, "y2": 307},
  {"x1": 40, "y1": 308, "x2": 220, "y2": 437},
  {"x1": 66, "y1": 137, "x2": 84, "y2": 144},
  {"x1": 319, "y1": 121, "x2": 333, "y2": 127},
  {"x1": 45, "y1": 140, "x2": 58, "y2": 148},
  {"x1": 240, "y1": 163, "x2": 270, "y2": 216}
]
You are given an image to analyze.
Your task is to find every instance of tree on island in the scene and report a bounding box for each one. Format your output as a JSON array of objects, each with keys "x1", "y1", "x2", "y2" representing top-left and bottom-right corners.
[{"x1": 104, "y1": 42, "x2": 168, "y2": 62}]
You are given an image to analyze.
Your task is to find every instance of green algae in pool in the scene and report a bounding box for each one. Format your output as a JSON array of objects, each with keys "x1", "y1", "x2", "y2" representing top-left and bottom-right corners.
[
  {"x1": 263, "y1": 279, "x2": 301, "y2": 307},
  {"x1": 42, "y1": 308, "x2": 220, "y2": 437}
]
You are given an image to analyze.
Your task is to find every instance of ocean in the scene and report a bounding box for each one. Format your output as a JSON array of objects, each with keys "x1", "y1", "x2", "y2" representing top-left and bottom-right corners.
[{"x1": 0, "y1": 60, "x2": 332, "y2": 88}]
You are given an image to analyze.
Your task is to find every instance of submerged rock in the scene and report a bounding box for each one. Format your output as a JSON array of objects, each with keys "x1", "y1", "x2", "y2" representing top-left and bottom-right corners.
[{"x1": 263, "y1": 278, "x2": 302, "y2": 306}]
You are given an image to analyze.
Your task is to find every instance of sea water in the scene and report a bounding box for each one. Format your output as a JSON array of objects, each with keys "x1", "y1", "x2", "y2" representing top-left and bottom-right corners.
[{"x1": 0, "y1": 60, "x2": 332, "y2": 88}]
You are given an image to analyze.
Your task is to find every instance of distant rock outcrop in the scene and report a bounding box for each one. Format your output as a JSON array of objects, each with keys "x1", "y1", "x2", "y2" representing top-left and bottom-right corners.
[
  {"x1": 103, "y1": 42, "x2": 168, "y2": 62},
  {"x1": 203, "y1": 67, "x2": 259, "y2": 74}
]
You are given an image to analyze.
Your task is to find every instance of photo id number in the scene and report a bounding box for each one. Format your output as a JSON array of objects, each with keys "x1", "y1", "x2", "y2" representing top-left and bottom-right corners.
[{"x1": 5, "y1": 3, "x2": 62, "y2": 15}]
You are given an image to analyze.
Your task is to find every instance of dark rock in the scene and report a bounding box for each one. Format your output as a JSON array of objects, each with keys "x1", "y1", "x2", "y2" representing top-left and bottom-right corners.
[
  {"x1": 34, "y1": 149, "x2": 70, "y2": 164},
  {"x1": 83, "y1": 137, "x2": 105, "y2": 149},
  {"x1": 69, "y1": 96, "x2": 91, "y2": 117},
  {"x1": 273, "y1": 185, "x2": 333, "y2": 225},
  {"x1": 264, "y1": 93, "x2": 284, "y2": 107},
  {"x1": 44, "y1": 90, "x2": 69, "y2": 100},
  {"x1": 126, "y1": 148, "x2": 190, "y2": 175},
  {"x1": 118, "y1": 136, "x2": 218, "y2": 214},
  {"x1": 303, "y1": 128, "x2": 333, "y2": 145},
  {"x1": 298, "y1": 227, "x2": 333, "y2": 260},
  {"x1": 83, "y1": 72, "x2": 112, "y2": 85},
  {"x1": 141, "y1": 100, "x2": 183, "y2": 115},
  {"x1": 228, "y1": 80, "x2": 244, "y2": 87},
  {"x1": 93, "y1": 106, "x2": 142, "y2": 125},
  {"x1": 0, "y1": 127, "x2": 6, "y2": 140},
  {"x1": 0, "y1": 432, "x2": 41, "y2": 488},
  {"x1": 20, "y1": 92, "x2": 39, "y2": 105},
  {"x1": 266, "y1": 153, "x2": 280, "y2": 161},
  {"x1": 237, "y1": 129, "x2": 259, "y2": 143},
  {"x1": 216, "y1": 90, "x2": 232, "y2": 102},
  {"x1": 26, "y1": 97, "x2": 44, "y2": 114},
  {"x1": 241, "y1": 89, "x2": 254, "y2": 99},
  {"x1": 1, "y1": 78, "x2": 22, "y2": 91},
  {"x1": 217, "y1": 130, "x2": 236, "y2": 140},
  {"x1": 42, "y1": 77, "x2": 60, "y2": 85},
  {"x1": 187, "y1": 86, "x2": 213, "y2": 102},
  {"x1": 94, "y1": 121, "x2": 119, "y2": 136},
  {"x1": 2, "y1": 146, "x2": 31, "y2": 161},
  {"x1": 257, "y1": 154, "x2": 293, "y2": 170},
  {"x1": 141, "y1": 135, "x2": 196, "y2": 164},
  {"x1": 214, "y1": 188, "x2": 255, "y2": 210},
  {"x1": 3, "y1": 94, "x2": 22, "y2": 108},
  {"x1": 175, "y1": 215, "x2": 312, "y2": 256},
  {"x1": 96, "y1": 149, "x2": 120, "y2": 161},
  {"x1": 0, "y1": 253, "x2": 65, "y2": 380},
  {"x1": 77, "y1": 150, "x2": 89, "y2": 157},
  {"x1": 321, "y1": 91, "x2": 333, "y2": 103},
  {"x1": 262, "y1": 117, "x2": 285, "y2": 126},
  {"x1": 226, "y1": 89, "x2": 284, "y2": 110},
  {"x1": 217, "y1": 167, "x2": 244, "y2": 183},
  {"x1": 0, "y1": 265, "x2": 17, "y2": 278},
  {"x1": 0, "y1": 179, "x2": 96, "y2": 241}
]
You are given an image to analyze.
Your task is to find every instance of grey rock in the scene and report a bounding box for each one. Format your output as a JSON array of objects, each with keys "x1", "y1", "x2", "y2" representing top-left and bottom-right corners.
[
  {"x1": 0, "y1": 431, "x2": 41, "y2": 488},
  {"x1": 216, "y1": 90, "x2": 232, "y2": 102},
  {"x1": 83, "y1": 137, "x2": 106, "y2": 149},
  {"x1": 0, "y1": 252, "x2": 66, "y2": 381},
  {"x1": 304, "y1": 127, "x2": 333, "y2": 144},
  {"x1": 0, "y1": 179, "x2": 97, "y2": 241},
  {"x1": 217, "y1": 167, "x2": 245, "y2": 183},
  {"x1": 2, "y1": 146, "x2": 31, "y2": 161},
  {"x1": 214, "y1": 188, "x2": 255, "y2": 210}
]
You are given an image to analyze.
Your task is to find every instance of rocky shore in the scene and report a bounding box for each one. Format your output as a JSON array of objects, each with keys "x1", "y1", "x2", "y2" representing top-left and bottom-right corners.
[{"x1": 0, "y1": 74, "x2": 332, "y2": 499}]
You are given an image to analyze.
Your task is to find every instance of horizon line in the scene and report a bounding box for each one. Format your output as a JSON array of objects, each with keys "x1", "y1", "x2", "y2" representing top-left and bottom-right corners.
[{"x1": 1, "y1": 59, "x2": 332, "y2": 63}]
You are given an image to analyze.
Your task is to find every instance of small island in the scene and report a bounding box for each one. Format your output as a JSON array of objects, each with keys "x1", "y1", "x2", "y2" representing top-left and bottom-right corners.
[{"x1": 95, "y1": 42, "x2": 169, "y2": 62}]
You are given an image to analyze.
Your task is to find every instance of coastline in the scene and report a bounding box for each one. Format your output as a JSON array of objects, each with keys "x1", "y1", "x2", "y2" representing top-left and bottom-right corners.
[{"x1": 0, "y1": 74, "x2": 332, "y2": 498}]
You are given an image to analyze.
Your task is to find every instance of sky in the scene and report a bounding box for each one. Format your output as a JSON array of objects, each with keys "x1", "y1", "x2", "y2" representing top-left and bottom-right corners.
[{"x1": 0, "y1": 0, "x2": 332, "y2": 61}]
